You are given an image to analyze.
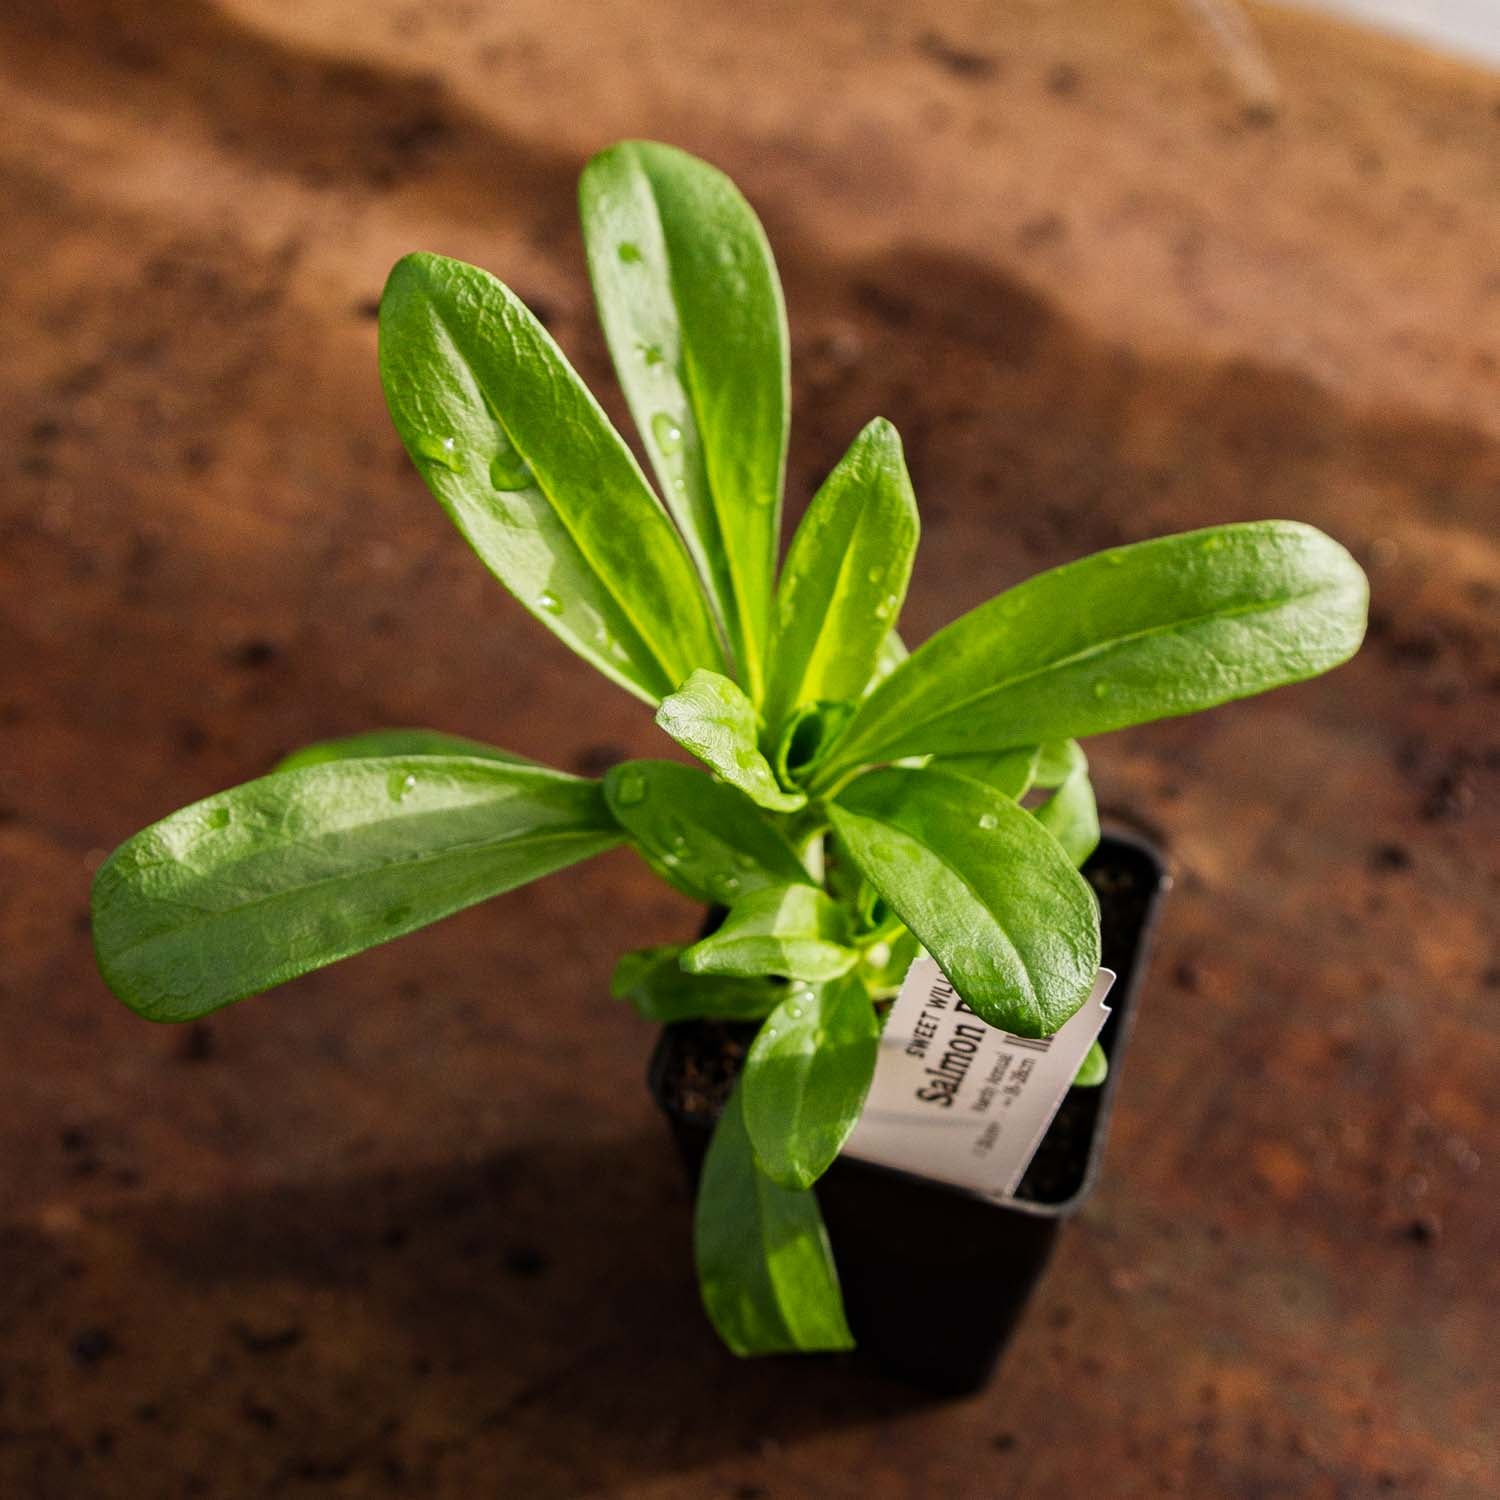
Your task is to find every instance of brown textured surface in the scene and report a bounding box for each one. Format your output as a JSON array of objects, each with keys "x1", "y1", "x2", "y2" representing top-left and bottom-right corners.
[{"x1": 2, "y1": 1, "x2": 1497, "y2": 1495}]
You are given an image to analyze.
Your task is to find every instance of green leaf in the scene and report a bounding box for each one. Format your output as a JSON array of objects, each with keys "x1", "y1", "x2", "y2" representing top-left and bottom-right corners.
[
  {"x1": 828, "y1": 766, "x2": 1100, "y2": 1036},
  {"x1": 610, "y1": 946, "x2": 782, "y2": 1022},
  {"x1": 1032, "y1": 740, "x2": 1077, "y2": 788},
  {"x1": 276, "y1": 728, "x2": 536, "y2": 772},
  {"x1": 741, "y1": 973, "x2": 880, "y2": 1189},
  {"x1": 1073, "y1": 1039, "x2": 1109, "y2": 1089},
  {"x1": 378, "y1": 252, "x2": 725, "y2": 705},
  {"x1": 866, "y1": 630, "x2": 908, "y2": 695},
  {"x1": 853, "y1": 879, "x2": 901, "y2": 939},
  {"x1": 656, "y1": 670, "x2": 804, "y2": 813},
  {"x1": 92, "y1": 757, "x2": 623, "y2": 1022},
  {"x1": 933, "y1": 747, "x2": 1038, "y2": 800},
  {"x1": 694, "y1": 1084, "x2": 854, "y2": 1355},
  {"x1": 771, "y1": 700, "x2": 857, "y2": 790},
  {"x1": 859, "y1": 926, "x2": 922, "y2": 995},
  {"x1": 580, "y1": 141, "x2": 788, "y2": 700},
  {"x1": 681, "y1": 884, "x2": 857, "y2": 982},
  {"x1": 815, "y1": 521, "x2": 1368, "y2": 780},
  {"x1": 1032, "y1": 740, "x2": 1100, "y2": 868},
  {"x1": 761, "y1": 419, "x2": 919, "y2": 735},
  {"x1": 602, "y1": 760, "x2": 809, "y2": 905}
]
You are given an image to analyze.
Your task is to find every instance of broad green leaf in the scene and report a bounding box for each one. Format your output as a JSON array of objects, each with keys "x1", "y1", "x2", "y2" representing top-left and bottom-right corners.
[
  {"x1": 277, "y1": 728, "x2": 535, "y2": 772},
  {"x1": 580, "y1": 141, "x2": 788, "y2": 700},
  {"x1": 681, "y1": 884, "x2": 857, "y2": 981},
  {"x1": 656, "y1": 670, "x2": 804, "y2": 813},
  {"x1": 610, "y1": 946, "x2": 782, "y2": 1022},
  {"x1": 1032, "y1": 740, "x2": 1100, "y2": 868},
  {"x1": 379, "y1": 252, "x2": 725, "y2": 705},
  {"x1": 761, "y1": 419, "x2": 918, "y2": 735},
  {"x1": 602, "y1": 760, "x2": 809, "y2": 905},
  {"x1": 742, "y1": 974, "x2": 880, "y2": 1190},
  {"x1": 866, "y1": 630, "x2": 908, "y2": 695},
  {"x1": 92, "y1": 757, "x2": 623, "y2": 1022},
  {"x1": 1073, "y1": 1039, "x2": 1109, "y2": 1088},
  {"x1": 694, "y1": 1083, "x2": 854, "y2": 1355},
  {"x1": 828, "y1": 766, "x2": 1099, "y2": 1036},
  {"x1": 815, "y1": 522, "x2": 1368, "y2": 781},
  {"x1": 933, "y1": 747, "x2": 1038, "y2": 801}
]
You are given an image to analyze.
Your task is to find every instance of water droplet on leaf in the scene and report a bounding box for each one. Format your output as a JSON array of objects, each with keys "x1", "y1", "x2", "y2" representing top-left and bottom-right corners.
[
  {"x1": 866, "y1": 565, "x2": 884, "y2": 584},
  {"x1": 651, "y1": 412, "x2": 683, "y2": 455},
  {"x1": 614, "y1": 771, "x2": 647, "y2": 806},
  {"x1": 536, "y1": 591, "x2": 563, "y2": 615},
  {"x1": 488, "y1": 450, "x2": 532, "y2": 491},
  {"x1": 978, "y1": 812, "x2": 998, "y2": 831},
  {"x1": 1092, "y1": 680, "x2": 1111, "y2": 699},
  {"x1": 388, "y1": 770, "x2": 418, "y2": 802},
  {"x1": 617, "y1": 241, "x2": 642, "y2": 264},
  {"x1": 415, "y1": 435, "x2": 462, "y2": 472}
]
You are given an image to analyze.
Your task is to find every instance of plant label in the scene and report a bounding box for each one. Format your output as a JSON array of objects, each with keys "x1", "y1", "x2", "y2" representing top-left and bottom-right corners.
[{"x1": 842, "y1": 956, "x2": 1116, "y2": 1199}]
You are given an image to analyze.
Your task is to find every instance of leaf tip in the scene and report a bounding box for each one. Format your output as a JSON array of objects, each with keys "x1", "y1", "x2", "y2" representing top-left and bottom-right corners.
[
  {"x1": 380, "y1": 250, "x2": 443, "y2": 305},
  {"x1": 677, "y1": 944, "x2": 711, "y2": 976}
]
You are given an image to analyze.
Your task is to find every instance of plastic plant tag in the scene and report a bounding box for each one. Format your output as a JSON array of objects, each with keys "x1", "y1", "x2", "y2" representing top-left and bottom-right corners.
[{"x1": 841, "y1": 956, "x2": 1116, "y2": 1200}]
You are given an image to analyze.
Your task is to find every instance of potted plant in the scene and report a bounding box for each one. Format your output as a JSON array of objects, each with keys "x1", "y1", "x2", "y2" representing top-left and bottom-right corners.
[
  {"x1": 91, "y1": 141, "x2": 1368, "y2": 1388},
  {"x1": 648, "y1": 826, "x2": 1169, "y2": 1394}
]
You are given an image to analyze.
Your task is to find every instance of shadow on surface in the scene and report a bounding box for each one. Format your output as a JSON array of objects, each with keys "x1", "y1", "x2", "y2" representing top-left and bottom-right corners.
[{"x1": 1, "y1": 1132, "x2": 931, "y2": 1498}]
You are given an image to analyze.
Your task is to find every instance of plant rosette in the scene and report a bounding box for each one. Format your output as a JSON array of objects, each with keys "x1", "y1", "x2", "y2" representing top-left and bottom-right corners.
[{"x1": 92, "y1": 141, "x2": 1368, "y2": 1364}]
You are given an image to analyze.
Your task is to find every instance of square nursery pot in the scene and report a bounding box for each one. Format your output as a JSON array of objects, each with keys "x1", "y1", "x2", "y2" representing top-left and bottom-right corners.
[{"x1": 648, "y1": 829, "x2": 1169, "y2": 1396}]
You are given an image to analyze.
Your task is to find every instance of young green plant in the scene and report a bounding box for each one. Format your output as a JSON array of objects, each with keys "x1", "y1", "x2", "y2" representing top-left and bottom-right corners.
[{"x1": 91, "y1": 140, "x2": 1368, "y2": 1357}]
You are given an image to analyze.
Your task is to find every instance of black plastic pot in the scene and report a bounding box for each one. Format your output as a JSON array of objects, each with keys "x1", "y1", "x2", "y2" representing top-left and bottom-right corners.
[{"x1": 648, "y1": 829, "x2": 1169, "y2": 1396}]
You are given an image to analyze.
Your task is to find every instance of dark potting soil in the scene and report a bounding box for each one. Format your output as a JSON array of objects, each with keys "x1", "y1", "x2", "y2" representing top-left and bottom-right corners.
[{"x1": 656, "y1": 833, "x2": 1160, "y2": 1205}]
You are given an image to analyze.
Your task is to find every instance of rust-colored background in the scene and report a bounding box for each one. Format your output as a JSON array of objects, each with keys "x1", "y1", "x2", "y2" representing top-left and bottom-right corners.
[{"x1": 2, "y1": 1, "x2": 1497, "y2": 1496}]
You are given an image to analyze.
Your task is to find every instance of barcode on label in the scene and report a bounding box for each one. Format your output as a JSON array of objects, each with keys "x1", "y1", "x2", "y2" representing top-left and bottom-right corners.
[{"x1": 1002, "y1": 1033, "x2": 1053, "y2": 1053}]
